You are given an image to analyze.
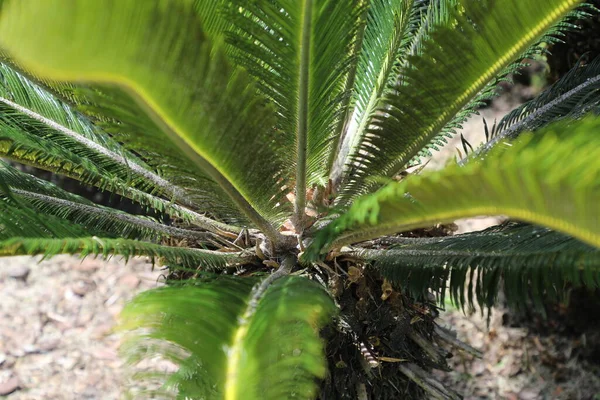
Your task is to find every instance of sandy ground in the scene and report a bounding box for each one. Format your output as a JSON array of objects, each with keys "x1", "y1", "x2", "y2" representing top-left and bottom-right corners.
[
  {"x1": 0, "y1": 256, "x2": 161, "y2": 399},
  {"x1": 437, "y1": 303, "x2": 600, "y2": 400}
]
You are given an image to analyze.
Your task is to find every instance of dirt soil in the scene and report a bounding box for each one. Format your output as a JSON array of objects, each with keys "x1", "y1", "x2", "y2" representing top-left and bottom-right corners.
[
  {"x1": 0, "y1": 255, "x2": 162, "y2": 399},
  {"x1": 3, "y1": 257, "x2": 600, "y2": 400},
  {"x1": 437, "y1": 304, "x2": 600, "y2": 400}
]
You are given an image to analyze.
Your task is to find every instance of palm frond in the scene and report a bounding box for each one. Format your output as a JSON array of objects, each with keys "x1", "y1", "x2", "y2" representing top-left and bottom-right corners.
[
  {"x1": 0, "y1": 132, "x2": 240, "y2": 236},
  {"x1": 359, "y1": 222, "x2": 600, "y2": 311},
  {"x1": 0, "y1": 186, "x2": 86, "y2": 240},
  {"x1": 120, "y1": 273, "x2": 336, "y2": 399},
  {"x1": 224, "y1": 0, "x2": 365, "y2": 222},
  {"x1": 466, "y1": 55, "x2": 600, "y2": 161},
  {"x1": 0, "y1": 60, "x2": 245, "y2": 235},
  {"x1": 304, "y1": 117, "x2": 600, "y2": 259},
  {"x1": 193, "y1": 0, "x2": 230, "y2": 38},
  {"x1": 408, "y1": 4, "x2": 591, "y2": 163},
  {"x1": 65, "y1": 86, "x2": 253, "y2": 223},
  {"x1": 405, "y1": 0, "x2": 459, "y2": 58},
  {"x1": 0, "y1": 162, "x2": 213, "y2": 242},
  {"x1": 0, "y1": 0, "x2": 289, "y2": 241},
  {"x1": 335, "y1": 0, "x2": 584, "y2": 204},
  {"x1": 0, "y1": 237, "x2": 247, "y2": 270},
  {"x1": 0, "y1": 63, "x2": 198, "y2": 203},
  {"x1": 331, "y1": 0, "x2": 422, "y2": 184},
  {"x1": 13, "y1": 190, "x2": 209, "y2": 242}
]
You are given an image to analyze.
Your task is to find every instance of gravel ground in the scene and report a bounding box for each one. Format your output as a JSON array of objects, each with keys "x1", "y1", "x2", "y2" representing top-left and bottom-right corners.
[
  {"x1": 437, "y1": 303, "x2": 600, "y2": 400},
  {"x1": 0, "y1": 255, "x2": 161, "y2": 399}
]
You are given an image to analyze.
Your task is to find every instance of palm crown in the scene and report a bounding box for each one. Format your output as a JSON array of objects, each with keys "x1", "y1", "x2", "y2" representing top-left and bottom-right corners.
[{"x1": 0, "y1": 0, "x2": 599, "y2": 398}]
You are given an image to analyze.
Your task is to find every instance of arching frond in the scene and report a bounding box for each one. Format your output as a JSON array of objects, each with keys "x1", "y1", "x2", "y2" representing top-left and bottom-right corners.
[
  {"x1": 0, "y1": 114, "x2": 242, "y2": 236},
  {"x1": 0, "y1": 63, "x2": 206, "y2": 206},
  {"x1": 359, "y1": 222, "x2": 600, "y2": 311},
  {"x1": 331, "y1": 0, "x2": 422, "y2": 184},
  {"x1": 407, "y1": 4, "x2": 590, "y2": 164},
  {"x1": 0, "y1": 56, "x2": 248, "y2": 236},
  {"x1": 0, "y1": 188, "x2": 86, "y2": 240},
  {"x1": 0, "y1": 162, "x2": 212, "y2": 242},
  {"x1": 0, "y1": 0, "x2": 289, "y2": 240},
  {"x1": 120, "y1": 274, "x2": 336, "y2": 399},
  {"x1": 0, "y1": 237, "x2": 247, "y2": 270},
  {"x1": 466, "y1": 55, "x2": 600, "y2": 161},
  {"x1": 0, "y1": 64, "x2": 137, "y2": 161},
  {"x1": 335, "y1": 0, "x2": 584, "y2": 204},
  {"x1": 224, "y1": 0, "x2": 365, "y2": 221},
  {"x1": 405, "y1": 0, "x2": 459, "y2": 58},
  {"x1": 53, "y1": 69, "x2": 250, "y2": 224},
  {"x1": 304, "y1": 117, "x2": 600, "y2": 259},
  {"x1": 333, "y1": 0, "x2": 461, "y2": 185},
  {"x1": 0, "y1": 140, "x2": 240, "y2": 237}
]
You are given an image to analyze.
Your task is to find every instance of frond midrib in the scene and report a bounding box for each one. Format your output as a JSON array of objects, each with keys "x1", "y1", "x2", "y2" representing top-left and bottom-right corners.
[
  {"x1": 0, "y1": 141, "x2": 241, "y2": 235},
  {"x1": 11, "y1": 188, "x2": 210, "y2": 241},
  {"x1": 0, "y1": 236, "x2": 252, "y2": 268},
  {"x1": 325, "y1": 5, "x2": 368, "y2": 178},
  {"x1": 360, "y1": 246, "x2": 598, "y2": 260},
  {"x1": 33, "y1": 69, "x2": 281, "y2": 242},
  {"x1": 294, "y1": 0, "x2": 313, "y2": 227},
  {"x1": 0, "y1": 1, "x2": 288, "y2": 243},
  {"x1": 331, "y1": 205, "x2": 600, "y2": 250},
  {"x1": 470, "y1": 73, "x2": 600, "y2": 162}
]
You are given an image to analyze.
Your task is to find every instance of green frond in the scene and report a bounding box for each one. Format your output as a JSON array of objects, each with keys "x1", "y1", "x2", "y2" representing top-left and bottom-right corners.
[
  {"x1": 412, "y1": 4, "x2": 591, "y2": 162},
  {"x1": 0, "y1": 60, "x2": 244, "y2": 234},
  {"x1": 0, "y1": 132, "x2": 239, "y2": 235},
  {"x1": 0, "y1": 237, "x2": 246, "y2": 270},
  {"x1": 336, "y1": 0, "x2": 583, "y2": 204},
  {"x1": 225, "y1": 0, "x2": 366, "y2": 212},
  {"x1": 13, "y1": 190, "x2": 208, "y2": 242},
  {"x1": 0, "y1": 119, "x2": 109, "y2": 183},
  {"x1": 410, "y1": 4, "x2": 591, "y2": 162},
  {"x1": 0, "y1": 119, "x2": 202, "y2": 231},
  {"x1": 0, "y1": 63, "x2": 201, "y2": 203},
  {"x1": 406, "y1": 0, "x2": 459, "y2": 57},
  {"x1": 304, "y1": 117, "x2": 600, "y2": 259},
  {"x1": 119, "y1": 274, "x2": 336, "y2": 399},
  {"x1": 57, "y1": 74, "x2": 251, "y2": 224},
  {"x1": 0, "y1": 162, "x2": 211, "y2": 242},
  {"x1": 0, "y1": 64, "x2": 141, "y2": 163},
  {"x1": 193, "y1": 0, "x2": 230, "y2": 38},
  {"x1": 469, "y1": 55, "x2": 600, "y2": 160},
  {"x1": 0, "y1": 187, "x2": 86, "y2": 240},
  {"x1": 332, "y1": 0, "x2": 421, "y2": 183},
  {"x1": 0, "y1": 0, "x2": 289, "y2": 240},
  {"x1": 359, "y1": 222, "x2": 600, "y2": 311},
  {"x1": 0, "y1": 84, "x2": 152, "y2": 194}
]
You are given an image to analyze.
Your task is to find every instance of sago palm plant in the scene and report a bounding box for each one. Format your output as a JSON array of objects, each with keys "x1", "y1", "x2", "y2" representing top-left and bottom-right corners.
[{"x1": 0, "y1": 0, "x2": 600, "y2": 398}]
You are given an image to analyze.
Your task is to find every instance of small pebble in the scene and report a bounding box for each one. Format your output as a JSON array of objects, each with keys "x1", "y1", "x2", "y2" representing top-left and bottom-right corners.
[
  {"x1": 7, "y1": 265, "x2": 30, "y2": 281},
  {"x1": 71, "y1": 280, "x2": 96, "y2": 297},
  {"x1": 0, "y1": 376, "x2": 20, "y2": 396},
  {"x1": 118, "y1": 273, "x2": 140, "y2": 289},
  {"x1": 37, "y1": 339, "x2": 60, "y2": 353},
  {"x1": 23, "y1": 344, "x2": 38, "y2": 354}
]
